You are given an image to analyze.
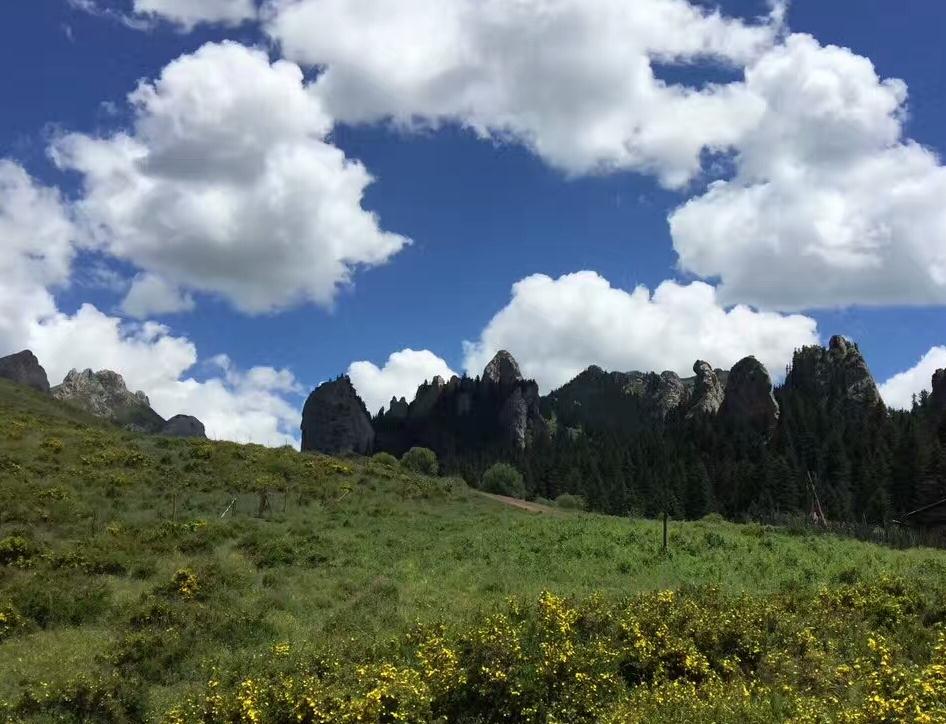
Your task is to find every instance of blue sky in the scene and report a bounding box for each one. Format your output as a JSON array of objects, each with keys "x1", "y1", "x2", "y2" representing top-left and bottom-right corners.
[{"x1": 1, "y1": 0, "x2": 945, "y2": 443}]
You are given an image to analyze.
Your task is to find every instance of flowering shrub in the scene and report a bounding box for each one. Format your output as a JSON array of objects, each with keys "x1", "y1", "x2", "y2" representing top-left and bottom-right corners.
[
  {"x1": 169, "y1": 568, "x2": 199, "y2": 600},
  {"x1": 162, "y1": 579, "x2": 946, "y2": 723},
  {"x1": 0, "y1": 603, "x2": 26, "y2": 640},
  {"x1": 40, "y1": 437, "x2": 64, "y2": 453},
  {"x1": 0, "y1": 535, "x2": 34, "y2": 566}
]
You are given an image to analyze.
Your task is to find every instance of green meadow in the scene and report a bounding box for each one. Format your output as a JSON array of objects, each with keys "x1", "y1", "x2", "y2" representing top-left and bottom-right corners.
[{"x1": 1, "y1": 378, "x2": 945, "y2": 722}]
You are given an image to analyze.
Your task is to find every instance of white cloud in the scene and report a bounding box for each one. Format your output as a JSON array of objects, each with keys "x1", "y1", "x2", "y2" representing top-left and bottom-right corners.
[
  {"x1": 122, "y1": 273, "x2": 195, "y2": 318},
  {"x1": 0, "y1": 161, "x2": 75, "y2": 352},
  {"x1": 133, "y1": 0, "x2": 256, "y2": 29},
  {"x1": 265, "y1": 0, "x2": 780, "y2": 187},
  {"x1": 0, "y1": 161, "x2": 299, "y2": 446},
  {"x1": 69, "y1": 0, "x2": 256, "y2": 31},
  {"x1": 22, "y1": 304, "x2": 301, "y2": 447},
  {"x1": 462, "y1": 271, "x2": 819, "y2": 392},
  {"x1": 266, "y1": 0, "x2": 946, "y2": 310},
  {"x1": 348, "y1": 348, "x2": 456, "y2": 414},
  {"x1": 670, "y1": 34, "x2": 946, "y2": 309},
  {"x1": 879, "y1": 346, "x2": 946, "y2": 411},
  {"x1": 52, "y1": 41, "x2": 409, "y2": 314}
]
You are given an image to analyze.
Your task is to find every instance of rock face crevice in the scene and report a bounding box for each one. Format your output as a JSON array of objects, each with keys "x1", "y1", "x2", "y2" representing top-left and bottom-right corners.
[
  {"x1": 53, "y1": 368, "x2": 167, "y2": 433},
  {"x1": 300, "y1": 376, "x2": 375, "y2": 455},
  {"x1": 0, "y1": 350, "x2": 50, "y2": 393}
]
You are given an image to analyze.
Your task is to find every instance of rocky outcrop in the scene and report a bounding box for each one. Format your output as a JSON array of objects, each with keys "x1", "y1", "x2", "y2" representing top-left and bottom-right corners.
[
  {"x1": 52, "y1": 369, "x2": 165, "y2": 433},
  {"x1": 686, "y1": 361, "x2": 725, "y2": 418},
  {"x1": 719, "y1": 356, "x2": 779, "y2": 432},
  {"x1": 932, "y1": 368, "x2": 946, "y2": 420},
  {"x1": 301, "y1": 376, "x2": 374, "y2": 455},
  {"x1": 653, "y1": 372, "x2": 689, "y2": 417},
  {"x1": 386, "y1": 396, "x2": 409, "y2": 420},
  {"x1": 410, "y1": 376, "x2": 446, "y2": 418},
  {"x1": 546, "y1": 366, "x2": 693, "y2": 430},
  {"x1": 161, "y1": 415, "x2": 206, "y2": 439},
  {"x1": 0, "y1": 350, "x2": 50, "y2": 393},
  {"x1": 786, "y1": 336, "x2": 882, "y2": 410},
  {"x1": 373, "y1": 351, "x2": 546, "y2": 454},
  {"x1": 483, "y1": 350, "x2": 522, "y2": 386},
  {"x1": 499, "y1": 379, "x2": 546, "y2": 449}
]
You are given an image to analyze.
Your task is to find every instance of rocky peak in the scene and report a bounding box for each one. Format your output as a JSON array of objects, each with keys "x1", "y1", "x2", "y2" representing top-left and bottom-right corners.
[
  {"x1": 386, "y1": 396, "x2": 410, "y2": 419},
  {"x1": 161, "y1": 415, "x2": 206, "y2": 439},
  {"x1": 301, "y1": 376, "x2": 374, "y2": 455},
  {"x1": 654, "y1": 371, "x2": 689, "y2": 418},
  {"x1": 687, "y1": 360, "x2": 725, "y2": 418},
  {"x1": 483, "y1": 350, "x2": 523, "y2": 386},
  {"x1": 0, "y1": 350, "x2": 50, "y2": 393},
  {"x1": 720, "y1": 356, "x2": 779, "y2": 432},
  {"x1": 52, "y1": 368, "x2": 166, "y2": 433},
  {"x1": 411, "y1": 376, "x2": 447, "y2": 417},
  {"x1": 787, "y1": 335, "x2": 882, "y2": 409}
]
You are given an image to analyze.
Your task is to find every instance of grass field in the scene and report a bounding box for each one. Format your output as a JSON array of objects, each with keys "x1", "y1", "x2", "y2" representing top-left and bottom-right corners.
[{"x1": 1, "y1": 378, "x2": 946, "y2": 722}]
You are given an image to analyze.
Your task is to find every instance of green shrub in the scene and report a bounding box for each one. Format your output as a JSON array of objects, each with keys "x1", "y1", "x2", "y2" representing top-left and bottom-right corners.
[
  {"x1": 0, "y1": 535, "x2": 34, "y2": 566},
  {"x1": 555, "y1": 493, "x2": 586, "y2": 510},
  {"x1": 11, "y1": 572, "x2": 110, "y2": 628},
  {"x1": 481, "y1": 462, "x2": 525, "y2": 498},
  {"x1": 401, "y1": 447, "x2": 439, "y2": 476},
  {"x1": 371, "y1": 451, "x2": 398, "y2": 467}
]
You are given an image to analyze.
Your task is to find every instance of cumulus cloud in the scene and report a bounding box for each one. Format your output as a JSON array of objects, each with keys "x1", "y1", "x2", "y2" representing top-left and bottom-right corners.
[
  {"x1": 0, "y1": 161, "x2": 300, "y2": 446},
  {"x1": 879, "y1": 346, "x2": 946, "y2": 411},
  {"x1": 265, "y1": 0, "x2": 780, "y2": 187},
  {"x1": 348, "y1": 349, "x2": 456, "y2": 414},
  {"x1": 670, "y1": 34, "x2": 946, "y2": 309},
  {"x1": 122, "y1": 273, "x2": 195, "y2": 318},
  {"x1": 265, "y1": 1, "x2": 946, "y2": 310},
  {"x1": 53, "y1": 41, "x2": 409, "y2": 314},
  {"x1": 22, "y1": 303, "x2": 301, "y2": 447},
  {"x1": 462, "y1": 271, "x2": 819, "y2": 392},
  {"x1": 0, "y1": 161, "x2": 75, "y2": 351}
]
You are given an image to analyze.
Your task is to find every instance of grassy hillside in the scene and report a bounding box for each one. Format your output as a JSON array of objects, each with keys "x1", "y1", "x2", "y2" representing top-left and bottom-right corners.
[{"x1": 1, "y1": 378, "x2": 946, "y2": 722}]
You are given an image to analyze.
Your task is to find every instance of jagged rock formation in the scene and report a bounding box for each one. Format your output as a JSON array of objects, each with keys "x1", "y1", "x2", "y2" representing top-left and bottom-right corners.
[
  {"x1": 687, "y1": 361, "x2": 725, "y2": 418},
  {"x1": 301, "y1": 376, "x2": 374, "y2": 455},
  {"x1": 161, "y1": 415, "x2": 206, "y2": 439},
  {"x1": 483, "y1": 350, "x2": 522, "y2": 385},
  {"x1": 52, "y1": 369, "x2": 166, "y2": 433},
  {"x1": 544, "y1": 366, "x2": 701, "y2": 432},
  {"x1": 0, "y1": 350, "x2": 50, "y2": 393},
  {"x1": 785, "y1": 336, "x2": 882, "y2": 410},
  {"x1": 719, "y1": 356, "x2": 779, "y2": 432},
  {"x1": 386, "y1": 396, "x2": 409, "y2": 420},
  {"x1": 374, "y1": 351, "x2": 546, "y2": 455},
  {"x1": 411, "y1": 376, "x2": 446, "y2": 418}
]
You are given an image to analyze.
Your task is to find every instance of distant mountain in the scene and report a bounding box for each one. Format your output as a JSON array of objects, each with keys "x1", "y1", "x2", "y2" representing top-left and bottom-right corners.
[
  {"x1": 0, "y1": 351, "x2": 205, "y2": 438},
  {"x1": 300, "y1": 336, "x2": 946, "y2": 525}
]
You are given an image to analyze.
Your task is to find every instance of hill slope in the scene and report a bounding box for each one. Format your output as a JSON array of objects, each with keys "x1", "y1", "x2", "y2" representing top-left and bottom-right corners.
[{"x1": 1, "y1": 379, "x2": 946, "y2": 721}]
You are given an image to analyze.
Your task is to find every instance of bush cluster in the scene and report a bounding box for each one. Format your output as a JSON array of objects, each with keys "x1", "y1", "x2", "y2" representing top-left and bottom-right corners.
[
  {"x1": 481, "y1": 462, "x2": 525, "y2": 498},
  {"x1": 400, "y1": 447, "x2": 438, "y2": 476},
  {"x1": 156, "y1": 577, "x2": 946, "y2": 723}
]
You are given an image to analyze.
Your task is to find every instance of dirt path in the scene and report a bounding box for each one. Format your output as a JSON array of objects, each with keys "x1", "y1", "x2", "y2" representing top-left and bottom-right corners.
[{"x1": 476, "y1": 491, "x2": 560, "y2": 514}]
